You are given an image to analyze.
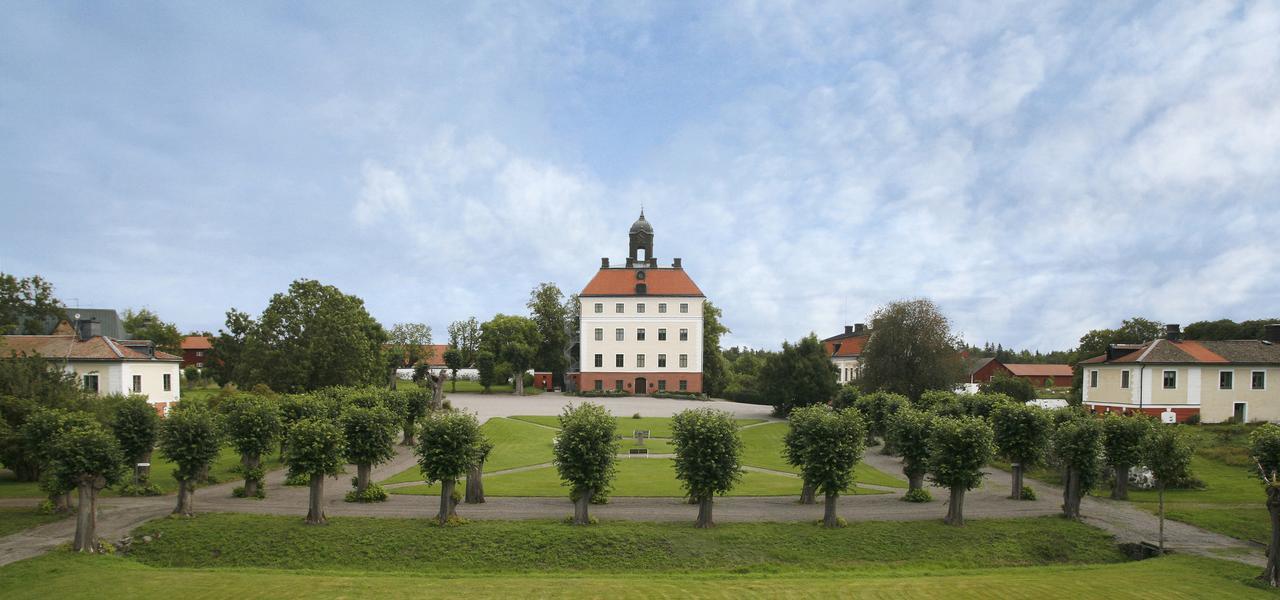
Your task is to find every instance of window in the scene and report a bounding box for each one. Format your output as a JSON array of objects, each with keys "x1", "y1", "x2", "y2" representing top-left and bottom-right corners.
[
  {"x1": 1254, "y1": 371, "x2": 1267, "y2": 390},
  {"x1": 1163, "y1": 370, "x2": 1177, "y2": 389},
  {"x1": 658, "y1": 380, "x2": 667, "y2": 391},
  {"x1": 163, "y1": 373, "x2": 171, "y2": 392},
  {"x1": 594, "y1": 328, "x2": 603, "y2": 341},
  {"x1": 615, "y1": 380, "x2": 623, "y2": 391},
  {"x1": 615, "y1": 328, "x2": 624, "y2": 341},
  {"x1": 615, "y1": 354, "x2": 624, "y2": 368},
  {"x1": 658, "y1": 354, "x2": 667, "y2": 368},
  {"x1": 636, "y1": 354, "x2": 645, "y2": 368},
  {"x1": 1220, "y1": 371, "x2": 1234, "y2": 390},
  {"x1": 594, "y1": 354, "x2": 603, "y2": 368},
  {"x1": 132, "y1": 375, "x2": 142, "y2": 393},
  {"x1": 1120, "y1": 370, "x2": 1130, "y2": 389},
  {"x1": 659, "y1": 303, "x2": 667, "y2": 313},
  {"x1": 679, "y1": 328, "x2": 688, "y2": 341},
  {"x1": 594, "y1": 303, "x2": 603, "y2": 313},
  {"x1": 83, "y1": 374, "x2": 99, "y2": 393},
  {"x1": 658, "y1": 328, "x2": 667, "y2": 341},
  {"x1": 680, "y1": 303, "x2": 689, "y2": 313},
  {"x1": 594, "y1": 380, "x2": 603, "y2": 391},
  {"x1": 615, "y1": 303, "x2": 624, "y2": 313},
  {"x1": 637, "y1": 303, "x2": 646, "y2": 314},
  {"x1": 1089, "y1": 370, "x2": 1098, "y2": 388},
  {"x1": 679, "y1": 354, "x2": 688, "y2": 368},
  {"x1": 679, "y1": 380, "x2": 687, "y2": 391},
  {"x1": 637, "y1": 328, "x2": 646, "y2": 341},
  {"x1": 196, "y1": 362, "x2": 203, "y2": 368},
  {"x1": 196, "y1": 351, "x2": 204, "y2": 357}
]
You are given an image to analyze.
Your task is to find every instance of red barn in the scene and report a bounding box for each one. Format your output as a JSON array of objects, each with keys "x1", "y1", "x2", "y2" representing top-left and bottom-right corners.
[{"x1": 180, "y1": 335, "x2": 212, "y2": 369}]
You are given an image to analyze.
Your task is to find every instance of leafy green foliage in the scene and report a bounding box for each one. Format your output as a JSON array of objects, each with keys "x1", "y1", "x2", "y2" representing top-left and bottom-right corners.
[
  {"x1": 416, "y1": 411, "x2": 483, "y2": 484},
  {"x1": 991, "y1": 402, "x2": 1052, "y2": 468},
  {"x1": 1144, "y1": 426, "x2": 1193, "y2": 488},
  {"x1": 927, "y1": 416, "x2": 994, "y2": 491},
  {"x1": 1251, "y1": 423, "x2": 1280, "y2": 479},
  {"x1": 903, "y1": 488, "x2": 932, "y2": 502},
  {"x1": 671, "y1": 408, "x2": 743, "y2": 498},
  {"x1": 760, "y1": 334, "x2": 839, "y2": 416},
  {"x1": 284, "y1": 418, "x2": 344, "y2": 478},
  {"x1": 0, "y1": 353, "x2": 87, "y2": 480},
  {"x1": 916, "y1": 389, "x2": 957, "y2": 412},
  {"x1": 0, "y1": 272, "x2": 63, "y2": 334},
  {"x1": 112, "y1": 395, "x2": 158, "y2": 467},
  {"x1": 858, "y1": 298, "x2": 966, "y2": 400},
  {"x1": 854, "y1": 391, "x2": 909, "y2": 440},
  {"x1": 1102, "y1": 414, "x2": 1153, "y2": 470},
  {"x1": 1051, "y1": 417, "x2": 1104, "y2": 492},
  {"x1": 527, "y1": 283, "x2": 570, "y2": 377},
  {"x1": 784, "y1": 405, "x2": 867, "y2": 496},
  {"x1": 221, "y1": 394, "x2": 280, "y2": 459},
  {"x1": 889, "y1": 407, "x2": 935, "y2": 480},
  {"x1": 345, "y1": 482, "x2": 388, "y2": 503},
  {"x1": 447, "y1": 317, "x2": 481, "y2": 368},
  {"x1": 157, "y1": 408, "x2": 223, "y2": 484},
  {"x1": 476, "y1": 351, "x2": 497, "y2": 392},
  {"x1": 46, "y1": 422, "x2": 124, "y2": 490},
  {"x1": 981, "y1": 374, "x2": 1035, "y2": 403},
  {"x1": 481, "y1": 314, "x2": 539, "y2": 393},
  {"x1": 701, "y1": 301, "x2": 731, "y2": 397},
  {"x1": 121, "y1": 308, "x2": 182, "y2": 354},
  {"x1": 386, "y1": 322, "x2": 433, "y2": 368},
  {"x1": 553, "y1": 402, "x2": 618, "y2": 497},
  {"x1": 341, "y1": 405, "x2": 397, "y2": 468}
]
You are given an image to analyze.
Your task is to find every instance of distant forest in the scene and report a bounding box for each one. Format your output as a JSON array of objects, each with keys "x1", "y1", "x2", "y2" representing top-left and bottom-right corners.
[{"x1": 966, "y1": 317, "x2": 1280, "y2": 365}]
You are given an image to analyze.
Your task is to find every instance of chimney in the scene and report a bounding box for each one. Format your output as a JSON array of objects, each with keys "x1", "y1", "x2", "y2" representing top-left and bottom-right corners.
[
  {"x1": 1265, "y1": 324, "x2": 1280, "y2": 343},
  {"x1": 672, "y1": 257, "x2": 682, "y2": 268},
  {"x1": 1166, "y1": 323, "x2": 1182, "y2": 342},
  {"x1": 844, "y1": 325, "x2": 853, "y2": 335},
  {"x1": 601, "y1": 258, "x2": 610, "y2": 268},
  {"x1": 76, "y1": 318, "x2": 102, "y2": 340},
  {"x1": 855, "y1": 323, "x2": 866, "y2": 334}
]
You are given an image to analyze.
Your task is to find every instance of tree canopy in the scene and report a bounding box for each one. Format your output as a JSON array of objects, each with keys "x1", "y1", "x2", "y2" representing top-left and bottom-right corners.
[
  {"x1": 527, "y1": 283, "x2": 570, "y2": 381},
  {"x1": 760, "y1": 334, "x2": 839, "y2": 416},
  {"x1": 991, "y1": 402, "x2": 1051, "y2": 499},
  {"x1": 480, "y1": 314, "x2": 538, "y2": 395},
  {"x1": 784, "y1": 405, "x2": 866, "y2": 527},
  {"x1": 702, "y1": 301, "x2": 731, "y2": 397},
  {"x1": 447, "y1": 317, "x2": 481, "y2": 368},
  {"x1": 671, "y1": 408, "x2": 743, "y2": 528},
  {"x1": 0, "y1": 272, "x2": 62, "y2": 335},
  {"x1": 158, "y1": 406, "x2": 222, "y2": 516},
  {"x1": 122, "y1": 308, "x2": 182, "y2": 354},
  {"x1": 858, "y1": 298, "x2": 965, "y2": 400},
  {"x1": 928, "y1": 415, "x2": 994, "y2": 525},
  {"x1": 553, "y1": 402, "x2": 618, "y2": 524}
]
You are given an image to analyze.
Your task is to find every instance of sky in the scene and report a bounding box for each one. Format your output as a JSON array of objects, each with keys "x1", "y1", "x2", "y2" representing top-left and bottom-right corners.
[{"x1": 2, "y1": 1, "x2": 1279, "y2": 352}]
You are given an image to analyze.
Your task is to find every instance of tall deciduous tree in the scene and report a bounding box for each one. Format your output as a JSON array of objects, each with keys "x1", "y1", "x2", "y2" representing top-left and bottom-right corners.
[
  {"x1": 121, "y1": 308, "x2": 182, "y2": 354},
  {"x1": 1144, "y1": 425, "x2": 1192, "y2": 554},
  {"x1": 1052, "y1": 417, "x2": 1104, "y2": 519},
  {"x1": 0, "y1": 272, "x2": 63, "y2": 334},
  {"x1": 443, "y1": 349, "x2": 463, "y2": 392},
  {"x1": 760, "y1": 334, "x2": 839, "y2": 416},
  {"x1": 702, "y1": 301, "x2": 731, "y2": 397},
  {"x1": 342, "y1": 405, "x2": 397, "y2": 497},
  {"x1": 858, "y1": 298, "x2": 965, "y2": 400},
  {"x1": 528, "y1": 283, "x2": 570, "y2": 385},
  {"x1": 386, "y1": 323, "x2": 433, "y2": 389},
  {"x1": 476, "y1": 351, "x2": 496, "y2": 393},
  {"x1": 991, "y1": 402, "x2": 1052, "y2": 500},
  {"x1": 1250, "y1": 423, "x2": 1280, "y2": 587},
  {"x1": 235, "y1": 279, "x2": 388, "y2": 392},
  {"x1": 785, "y1": 405, "x2": 867, "y2": 527},
  {"x1": 416, "y1": 411, "x2": 484, "y2": 525},
  {"x1": 671, "y1": 408, "x2": 743, "y2": 528},
  {"x1": 207, "y1": 308, "x2": 253, "y2": 386},
  {"x1": 158, "y1": 407, "x2": 222, "y2": 517},
  {"x1": 553, "y1": 403, "x2": 618, "y2": 524},
  {"x1": 888, "y1": 407, "x2": 935, "y2": 494},
  {"x1": 1102, "y1": 414, "x2": 1154, "y2": 500},
  {"x1": 928, "y1": 416, "x2": 994, "y2": 526},
  {"x1": 46, "y1": 422, "x2": 123, "y2": 552},
  {"x1": 112, "y1": 396, "x2": 159, "y2": 486},
  {"x1": 447, "y1": 317, "x2": 481, "y2": 368},
  {"x1": 480, "y1": 314, "x2": 538, "y2": 396},
  {"x1": 284, "y1": 417, "x2": 344, "y2": 524},
  {"x1": 222, "y1": 394, "x2": 280, "y2": 499}
]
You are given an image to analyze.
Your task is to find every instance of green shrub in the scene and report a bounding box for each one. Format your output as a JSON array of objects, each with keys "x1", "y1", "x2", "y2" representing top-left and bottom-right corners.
[
  {"x1": 1020, "y1": 486, "x2": 1036, "y2": 500},
  {"x1": 1185, "y1": 413, "x2": 1201, "y2": 426},
  {"x1": 903, "y1": 488, "x2": 932, "y2": 503},
  {"x1": 232, "y1": 485, "x2": 265, "y2": 499},
  {"x1": 632, "y1": 413, "x2": 642, "y2": 419},
  {"x1": 117, "y1": 481, "x2": 163, "y2": 496},
  {"x1": 284, "y1": 472, "x2": 310, "y2": 486},
  {"x1": 345, "y1": 482, "x2": 388, "y2": 503}
]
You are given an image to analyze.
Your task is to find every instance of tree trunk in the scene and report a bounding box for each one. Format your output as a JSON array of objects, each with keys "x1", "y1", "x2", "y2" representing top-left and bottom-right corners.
[
  {"x1": 451, "y1": 372, "x2": 457, "y2": 393},
  {"x1": 822, "y1": 491, "x2": 840, "y2": 528},
  {"x1": 388, "y1": 366, "x2": 398, "y2": 390},
  {"x1": 50, "y1": 490, "x2": 71, "y2": 514},
  {"x1": 306, "y1": 474, "x2": 326, "y2": 525},
  {"x1": 356, "y1": 463, "x2": 371, "y2": 494},
  {"x1": 695, "y1": 495, "x2": 714, "y2": 529},
  {"x1": 438, "y1": 479, "x2": 456, "y2": 525},
  {"x1": 72, "y1": 480, "x2": 97, "y2": 552},
  {"x1": 465, "y1": 465, "x2": 485, "y2": 504},
  {"x1": 1011, "y1": 463, "x2": 1024, "y2": 500},
  {"x1": 1265, "y1": 485, "x2": 1280, "y2": 587},
  {"x1": 514, "y1": 371, "x2": 524, "y2": 396},
  {"x1": 173, "y1": 479, "x2": 194, "y2": 516},
  {"x1": 1062, "y1": 467, "x2": 1081, "y2": 519},
  {"x1": 945, "y1": 486, "x2": 965, "y2": 526},
  {"x1": 1158, "y1": 484, "x2": 1166, "y2": 554},
  {"x1": 799, "y1": 481, "x2": 816, "y2": 504},
  {"x1": 402, "y1": 418, "x2": 416, "y2": 447},
  {"x1": 1112, "y1": 465, "x2": 1129, "y2": 500},
  {"x1": 242, "y1": 453, "x2": 261, "y2": 498},
  {"x1": 572, "y1": 486, "x2": 593, "y2": 525},
  {"x1": 431, "y1": 373, "x2": 445, "y2": 410},
  {"x1": 908, "y1": 472, "x2": 924, "y2": 494}
]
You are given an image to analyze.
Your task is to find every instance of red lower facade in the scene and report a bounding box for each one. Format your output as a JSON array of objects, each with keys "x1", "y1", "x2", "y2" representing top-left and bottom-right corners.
[
  {"x1": 1084, "y1": 403, "x2": 1200, "y2": 423},
  {"x1": 579, "y1": 372, "x2": 703, "y2": 394}
]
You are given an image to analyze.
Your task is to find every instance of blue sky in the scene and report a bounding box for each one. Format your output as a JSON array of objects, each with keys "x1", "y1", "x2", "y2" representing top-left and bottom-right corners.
[{"x1": 2, "y1": 1, "x2": 1278, "y2": 352}]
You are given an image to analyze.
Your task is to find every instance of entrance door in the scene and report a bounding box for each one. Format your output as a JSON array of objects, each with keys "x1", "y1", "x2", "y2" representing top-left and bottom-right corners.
[
  {"x1": 1234, "y1": 402, "x2": 1247, "y2": 424},
  {"x1": 635, "y1": 377, "x2": 647, "y2": 395}
]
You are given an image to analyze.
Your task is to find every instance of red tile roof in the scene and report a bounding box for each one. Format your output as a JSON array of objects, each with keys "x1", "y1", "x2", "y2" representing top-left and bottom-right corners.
[
  {"x1": 1, "y1": 335, "x2": 181, "y2": 362},
  {"x1": 580, "y1": 268, "x2": 704, "y2": 297},
  {"x1": 181, "y1": 335, "x2": 213, "y2": 350},
  {"x1": 1083, "y1": 338, "x2": 1276, "y2": 365},
  {"x1": 830, "y1": 336, "x2": 868, "y2": 358},
  {"x1": 1004, "y1": 363, "x2": 1074, "y2": 377}
]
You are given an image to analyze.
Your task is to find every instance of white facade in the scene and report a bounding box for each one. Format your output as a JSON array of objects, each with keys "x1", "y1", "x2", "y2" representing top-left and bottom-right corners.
[
  {"x1": 64, "y1": 359, "x2": 182, "y2": 406},
  {"x1": 579, "y1": 297, "x2": 704, "y2": 375}
]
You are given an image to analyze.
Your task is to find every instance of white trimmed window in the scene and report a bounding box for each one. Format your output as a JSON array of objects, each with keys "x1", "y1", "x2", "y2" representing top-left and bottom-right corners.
[
  {"x1": 679, "y1": 354, "x2": 688, "y2": 368},
  {"x1": 658, "y1": 303, "x2": 667, "y2": 313},
  {"x1": 615, "y1": 303, "x2": 624, "y2": 313},
  {"x1": 636, "y1": 354, "x2": 645, "y2": 368},
  {"x1": 132, "y1": 375, "x2": 142, "y2": 393},
  {"x1": 1220, "y1": 371, "x2": 1233, "y2": 390},
  {"x1": 658, "y1": 354, "x2": 667, "y2": 368},
  {"x1": 658, "y1": 328, "x2": 667, "y2": 341},
  {"x1": 1253, "y1": 371, "x2": 1267, "y2": 390},
  {"x1": 637, "y1": 303, "x2": 646, "y2": 314},
  {"x1": 637, "y1": 328, "x2": 646, "y2": 341},
  {"x1": 1120, "y1": 370, "x2": 1130, "y2": 389},
  {"x1": 679, "y1": 303, "x2": 689, "y2": 313},
  {"x1": 1163, "y1": 370, "x2": 1177, "y2": 389},
  {"x1": 1089, "y1": 370, "x2": 1098, "y2": 388},
  {"x1": 615, "y1": 328, "x2": 624, "y2": 341},
  {"x1": 163, "y1": 374, "x2": 171, "y2": 392},
  {"x1": 83, "y1": 374, "x2": 99, "y2": 393},
  {"x1": 679, "y1": 328, "x2": 689, "y2": 341},
  {"x1": 615, "y1": 354, "x2": 624, "y2": 368},
  {"x1": 594, "y1": 303, "x2": 603, "y2": 313}
]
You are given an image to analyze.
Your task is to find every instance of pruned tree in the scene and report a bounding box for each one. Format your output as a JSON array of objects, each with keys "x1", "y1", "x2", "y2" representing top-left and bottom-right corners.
[
  {"x1": 1144, "y1": 425, "x2": 1192, "y2": 554},
  {"x1": 157, "y1": 407, "x2": 223, "y2": 517},
  {"x1": 443, "y1": 349, "x2": 463, "y2": 393},
  {"x1": 552, "y1": 402, "x2": 618, "y2": 524},
  {"x1": 980, "y1": 373, "x2": 1035, "y2": 404},
  {"x1": 341, "y1": 405, "x2": 397, "y2": 498},
  {"x1": 221, "y1": 394, "x2": 280, "y2": 499},
  {"x1": 853, "y1": 391, "x2": 908, "y2": 449},
  {"x1": 783, "y1": 406, "x2": 821, "y2": 504},
  {"x1": 277, "y1": 394, "x2": 325, "y2": 455},
  {"x1": 0, "y1": 353, "x2": 88, "y2": 482},
  {"x1": 991, "y1": 402, "x2": 1052, "y2": 500},
  {"x1": 386, "y1": 322, "x2": 433, "y2": 389},
  {"x1": 916, "y1": 389, "x2": 958, "y2": 413},
  {"x1": 447, "y1": 317, "x2": 481, "y2": 369},
  {"x1": 46, "y1": 422, "x2": 123, "y2": 552},
  {"x1": 284, "y1": 417, "x2": 344, "y2": 524},
  {"x1": 1051, "y1": 416, "x2": 1104, "y2": 520},
  {"x1": 927, "y1": 416, "x2": 994, "y2": 526},
  {"x1": 858, "y1": 298, "x2": 966, "y2": 400},
  {"x1": 671, "y1": 408, "x2": 743, "y2": 528},
  {"x1": 416, "y1": 410, "x2": 484, "y2": 525},
  {"x1": 465, "y1": 438, "x2": 494, "y2": 504},
  {"x1": 1102, "y1": 414, "x2": 1154, "y2": 500},
  {"x1": 400, "y1": 387, "x2": 431, "y2": 446},
  {"x1": 784, "y1": 405, "x2": 867, "y2": 527},
  {"x1": 21, "y1": 408, "x2": 95, "y2": 512},
  {"x1": 112, "y1": 396, "x2": 159, "y2": 487},
  {"x1": 888, "y1": 407, "x2": 935, "y2": 494},
  {"x1": 1250, "y1": 423, "x2": 1280, "y2": 587}
]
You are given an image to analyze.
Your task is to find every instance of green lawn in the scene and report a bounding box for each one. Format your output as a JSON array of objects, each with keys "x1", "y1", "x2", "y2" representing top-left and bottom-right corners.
[
  {"x1": 397, "y1": 379, "x2": 543, "y2": 395},
  {"x1": 509, "y1": 415, "x2": 761, "y2": 438},
  {"x1": 381, "y1": 418, "x2": 558, "y2": 484},
  {"x1": 390, "y1": 457, "x2": 885, "y2": 497},
  {"x1": 738, "y1": 422, "x2": 908, "y2": 489},
  {"x1": 0, "y1": 507, "x2": 69, "y2": 537},
  {"x1": 0, "y1": 446, "x2": 282, "y2": 499}
]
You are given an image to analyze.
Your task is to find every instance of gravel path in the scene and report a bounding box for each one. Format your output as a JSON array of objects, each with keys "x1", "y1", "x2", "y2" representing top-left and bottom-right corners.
[{"x1": 0, "y1": 393, "x2": 1266, "y2": 569}]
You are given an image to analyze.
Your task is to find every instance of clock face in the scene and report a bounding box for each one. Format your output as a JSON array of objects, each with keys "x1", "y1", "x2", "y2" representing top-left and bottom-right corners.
[{"x1": 636, "y1": 270, "x2": 646, "y2": 280}]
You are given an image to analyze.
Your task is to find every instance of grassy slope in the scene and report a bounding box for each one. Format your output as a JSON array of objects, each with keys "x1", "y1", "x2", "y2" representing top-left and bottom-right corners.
[
  {"x1": 738, "y1": 422, "x2": 908, "y2": 489},
  {"x1": 0, "y1": 446, "x2": 282, "y2": 499},
  {"x1": 0, "y1": 553, "x2": 1271, "y2": 599},
  {"x1": 0, "y1": 507, "x2": 69, "y2": 537}
]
